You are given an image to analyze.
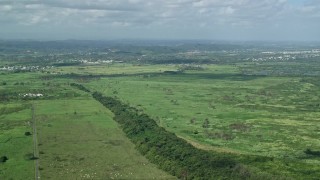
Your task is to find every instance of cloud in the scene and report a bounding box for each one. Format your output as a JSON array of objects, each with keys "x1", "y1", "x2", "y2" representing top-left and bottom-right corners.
[
  {"x1": 0, "y1": 4, "x2": 12, "y2": 11},
  {"x1": 0, "y1": 0, "x2": 300, "y2": 26},
  {"x1": 0, "y1": 0, "x2": 319, "y2": 40}
]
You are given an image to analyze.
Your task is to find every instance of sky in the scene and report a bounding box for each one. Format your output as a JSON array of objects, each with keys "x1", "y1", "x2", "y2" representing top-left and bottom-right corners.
[{"x1": 0, "y1": 0, "x2": 319, "y2": 41}]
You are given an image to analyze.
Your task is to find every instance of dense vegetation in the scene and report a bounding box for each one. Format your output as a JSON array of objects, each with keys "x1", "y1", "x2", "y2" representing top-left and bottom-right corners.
[
  {"x1": 70, "y1": 82, "x2": 91, "y2": 92},
  {"x1": 92, "y1": 91, "x2": 280, "y2": 179}
]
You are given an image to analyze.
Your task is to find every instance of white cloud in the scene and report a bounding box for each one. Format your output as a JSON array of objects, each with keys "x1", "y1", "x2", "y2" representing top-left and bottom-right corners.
[
  {"x1": 219, "y1": 6, "x2": 235, "y2": 15},
  {"x1": 0, "y1": 5, "x2": 12, "y2": 11},
  {"x1": 0, "y1": 0, "x2": 319, "y2": 40}
]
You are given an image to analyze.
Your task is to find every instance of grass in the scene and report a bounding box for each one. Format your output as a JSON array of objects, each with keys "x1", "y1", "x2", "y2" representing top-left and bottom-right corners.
[
  {"x1": 35, "y1": 98, "x2": 175, "y2": 179},
  {"x1": 80, "y1": 64, "x2": 320, "y2": 177},
  {"x1": 49, "y1": 63, "x2": 178, "y2": 76},
  {"x1": 1, "y1": 62, "x2": 320, "y2": 178},
  {"x1": 0, "y1": 103, "x2": 34, "y2": 179},
  {"x1": 0, "y1": 70, "x2": 175, "y2": 179}
]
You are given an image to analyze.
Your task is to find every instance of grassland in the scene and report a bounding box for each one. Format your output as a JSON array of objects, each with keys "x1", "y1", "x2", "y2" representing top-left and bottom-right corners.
[
  {"x1": 0, "y1": 71, "x2": 174, "y2": 179},
  {"x1": 36, "y1": 98, "x2": 174, "y2": 179},
  {"x1": 1, "y1": 61, "x2": 320, "y2": 179},
  {"x1": 33, "y1": 61, "x2": 320, "y2": 177},
  {"x1": 0, "y1": 102, "x2": 34, "y2": 179},
  {"x1": 83, "y1": 64, "x2": 320, "y2": 159},
  {"x1": 51, "y1": 63, "x2": 178, "y2": 76},
  {"x1": 64, "y1": 63, "x2": 319, "y2": 178}
]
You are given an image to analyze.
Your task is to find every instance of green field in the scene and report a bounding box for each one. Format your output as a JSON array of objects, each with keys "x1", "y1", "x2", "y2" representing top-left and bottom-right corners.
[
  {"x1": 35, "y1": 98, "x2": 174, "y2": 179},
  {"x1": 1, "y1": 52, "x2": 320, "y2": 178},
  {"x1": 84, "y1": 65, "x2": 320, "y2": 159},
  {"x1": 0, "y1": 102, "x2": 34, "y2": 179},
  {"x1": 70, "y1": 63, "x2": 319, "y2": 178},
  {"x1": 0, "y1": 71, "x2": 174, "y2": 179}
]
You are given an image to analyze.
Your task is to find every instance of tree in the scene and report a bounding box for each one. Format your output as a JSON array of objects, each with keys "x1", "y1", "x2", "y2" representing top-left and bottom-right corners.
[
  {"x1": 0, "y1": 156, "x2": 8, "y2": 163},
  {"x1": 25, "y1": 132, "x2": 32, "y2": 136}
]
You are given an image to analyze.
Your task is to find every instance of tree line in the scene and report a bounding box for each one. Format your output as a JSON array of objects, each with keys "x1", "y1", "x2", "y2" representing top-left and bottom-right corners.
[
  {"x1": 92, "y1": 92, "x2": 266, "y2": 179},
  {"x1": 70, "y1": 83, "x2": 91, "y2": 92}
]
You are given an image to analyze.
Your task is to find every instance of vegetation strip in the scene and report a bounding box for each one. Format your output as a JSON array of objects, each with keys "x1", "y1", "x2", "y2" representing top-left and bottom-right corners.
[{"x1": 91, "y1": 91, "x2": 273, "y2": 179}]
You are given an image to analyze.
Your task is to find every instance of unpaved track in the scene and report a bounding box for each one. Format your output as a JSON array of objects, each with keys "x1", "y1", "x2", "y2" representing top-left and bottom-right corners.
[{"x1": 32, "y1": 104, "x2": 40, "y2": 180}]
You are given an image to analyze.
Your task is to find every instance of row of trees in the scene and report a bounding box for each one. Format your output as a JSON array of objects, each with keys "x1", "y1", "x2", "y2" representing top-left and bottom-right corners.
[
  {"x1": 92, "y1": 92, "x2": 251, "y2": 179},
  {"x1": 70, "y1": 83, "x2": 91, "y2": 92}
]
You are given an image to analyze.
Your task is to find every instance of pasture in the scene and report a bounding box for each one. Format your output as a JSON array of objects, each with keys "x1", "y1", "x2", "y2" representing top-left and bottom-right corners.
[
  {"x1": 0, "y1": 102, "x2": 34, "y2": 179},
  {"x1": 82, "y1": 63, "x2": 320, "y2": 176},
  {"x1": 1, "y1": 61, "x2": 320, "y2": 179},
  {"x1": 0, "y1": 71, "x2": 174, "y2": 179},
  {"x1": 35, "y1": 98, "x2": 174, "y2": 179},
  {"x1": 2, "y1": 40, "x2": 320, "y2": 179}
]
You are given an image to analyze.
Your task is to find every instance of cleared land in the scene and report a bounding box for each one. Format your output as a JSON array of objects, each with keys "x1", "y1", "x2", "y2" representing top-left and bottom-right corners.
[
  {"x1": 0, "y1": 103, "x2": 34, "y2": 179},
  {"x1": 0, "y1": 72, "x2": 175, "y2": 179},
  {"x1": 85, "y1": 65, "x2": 320, "y2": 159},
  {"x1": 36, "y1": 98, "x2": 174, "y2": 179},
  {"x1": 78, "y1": 64, "x2": 320, "y2": 178},
  {"x1": 32, "y1": 62, "x2": 319, "y2": 178}
]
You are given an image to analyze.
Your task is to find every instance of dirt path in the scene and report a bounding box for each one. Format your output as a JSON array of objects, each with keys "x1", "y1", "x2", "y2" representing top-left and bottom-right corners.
[
  {"x1": 178, "y1": 135, "x2": 242, "y2": 155},
  {"x1": 32, "y1": 104, "x2": 40, "y2": 180}
]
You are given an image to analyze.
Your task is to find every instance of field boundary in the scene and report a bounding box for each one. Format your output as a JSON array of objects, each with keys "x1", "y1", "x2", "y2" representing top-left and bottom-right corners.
[{"x1": 32, "y1": 104, "x2": 40, "y2": 180}]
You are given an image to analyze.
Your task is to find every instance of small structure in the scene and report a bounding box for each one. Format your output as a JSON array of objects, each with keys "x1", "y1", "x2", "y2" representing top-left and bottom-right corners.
[{"x1": 23, "y1": 93, "x2": 43, "y2": 97}]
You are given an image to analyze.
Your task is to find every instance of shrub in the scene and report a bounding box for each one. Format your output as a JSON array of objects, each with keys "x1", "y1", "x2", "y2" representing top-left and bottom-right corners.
[
  {"x1": 25, "y1": 132, "x2": 32, "y2": 136},
  {"x1": 304, "y1": 148, "x2": 320, "y2": 156},
  {"x1": 0, "y1": 156, "x2": 8, "y2": 163}
]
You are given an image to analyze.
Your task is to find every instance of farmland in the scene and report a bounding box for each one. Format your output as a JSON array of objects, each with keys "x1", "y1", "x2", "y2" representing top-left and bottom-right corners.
[
  {"x1": 35, "y1": 98, "x2": 174, "y2": 179},
  {"x1": 1, "y1": 40, "x2": 320, "y2": 179},
  {"x1": 0, "y1": 69, "x2": 174, "y2": 179},
  {"x1": 85, "y1": 64, "x2": 320, "y2": 178}
]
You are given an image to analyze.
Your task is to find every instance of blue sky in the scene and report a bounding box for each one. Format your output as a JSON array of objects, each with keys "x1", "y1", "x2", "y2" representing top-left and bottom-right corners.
[{"x1": 0, "y1": 0, "x2": 319, "y2": 41}]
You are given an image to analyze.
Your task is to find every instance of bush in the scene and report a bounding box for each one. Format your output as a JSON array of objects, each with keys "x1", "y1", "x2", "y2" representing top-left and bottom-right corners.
[
  {"x1": 70, "y1": 83, "x2": 90, "y2": 92},
  {"x1": 25, "y1": 132, "x2": 32, "y2": 136},
  {"x1": 25, "y1": 153, "x2": 38, "y2": 160},
  {"x1": 304, "y1": 148, "x2": 320, "y2": 156},
  {"x1": 0, "y1": 156, "x2": 8, "y2": 163}
]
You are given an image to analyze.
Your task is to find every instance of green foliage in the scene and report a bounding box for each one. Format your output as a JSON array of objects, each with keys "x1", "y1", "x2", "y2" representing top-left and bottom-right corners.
[
  {"x1": 2, "y1": 41, "x2": 320, "y2": 179},
  {"x1": 53, "y1": 62, "x2": 81, "y2": 67},
  {"x1": 0, "y1": 156, "x2": 8, "y2": 163},
  {"x1": 70, "y1": 82, "x2": 91, "y2": 92},
  {"x1": 304, "y1": 149, "x2": 320, "y2": 157},
  {"x1": 24, "y1": 132, "x2": 32, "y2": 136},
  {"x1": 92, "y1": 92, "x2": 272, "y2": 179}
]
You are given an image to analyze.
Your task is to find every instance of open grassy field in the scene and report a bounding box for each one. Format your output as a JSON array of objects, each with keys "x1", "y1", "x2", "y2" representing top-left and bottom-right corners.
[
  {"x1": 0, "y1": 72, "x2": 44, "y2": 179},
  {"x1": 35, "y1": 98, "x2": 175, "y2": 179},
  {"x1": 0, "y1": 102, "x2": 34, "y2": 179},
  {"x1": 2, "y1": 40, "x2": 320, "y2": 178},
  {"x1": 76, "y1": 64, "x2": 320, "y2": 173},
  {"x1": 0, "y1": 71, "x2": 174, "y2": 179},
  {"x1": 51, "y1": 63, "x2": 178, "y2": 76},
  {"x1": 2, "y1": 61, "x2": 320, "y2": 179}
]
